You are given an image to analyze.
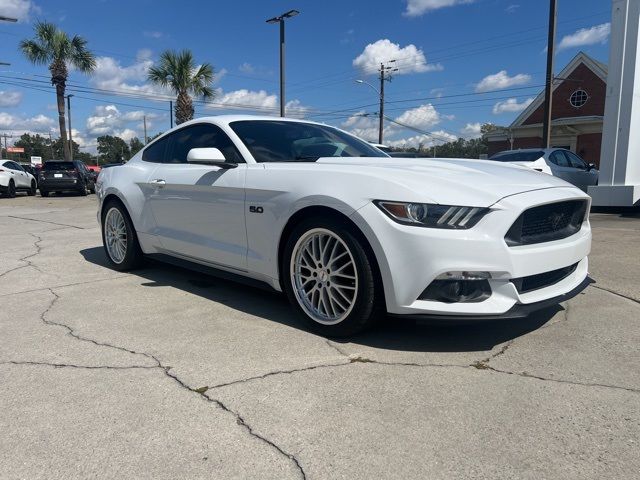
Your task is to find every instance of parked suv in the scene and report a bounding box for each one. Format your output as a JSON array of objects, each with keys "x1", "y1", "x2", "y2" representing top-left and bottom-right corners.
[
  {"x1": 0, "y1": 160, "x2": 37, "y2": 197},
  {"x1": 39, "y1": 160, "x2": 96, "y2": 197}
]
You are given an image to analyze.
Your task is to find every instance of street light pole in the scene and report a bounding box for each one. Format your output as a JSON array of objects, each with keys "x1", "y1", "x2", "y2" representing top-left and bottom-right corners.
[
  {"x1": 266, "y1": 9, "x2": 300, "y2": 117},
  {"x1": 66, "y1": 94, "x2": 74, "y2": 160}
]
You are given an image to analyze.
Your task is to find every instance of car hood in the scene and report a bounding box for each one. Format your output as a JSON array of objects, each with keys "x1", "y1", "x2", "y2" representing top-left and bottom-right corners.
[{"x1": 314, "y1": 157, "x2": 576, "y2": 206}]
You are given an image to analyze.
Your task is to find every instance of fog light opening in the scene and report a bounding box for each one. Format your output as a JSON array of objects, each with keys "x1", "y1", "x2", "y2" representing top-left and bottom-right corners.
[{"x1": 419, "y1": 278, "x2": 492, "y2": 303}]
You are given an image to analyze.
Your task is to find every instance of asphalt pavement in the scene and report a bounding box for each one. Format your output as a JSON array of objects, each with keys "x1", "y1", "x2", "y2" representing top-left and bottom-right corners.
[{"x1": 1, "y1": 194, "x2": 638, "y2": 479}]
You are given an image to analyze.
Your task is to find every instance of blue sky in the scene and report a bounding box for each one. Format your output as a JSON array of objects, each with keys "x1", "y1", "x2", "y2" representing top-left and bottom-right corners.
[{"x1": 0, "y1": 0, "x2": 611, "y2": 153}]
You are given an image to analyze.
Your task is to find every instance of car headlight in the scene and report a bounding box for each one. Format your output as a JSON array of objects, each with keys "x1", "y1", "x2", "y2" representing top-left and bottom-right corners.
[{"x1": 374, "y1": 201, "x2": 490, "y2": 229}]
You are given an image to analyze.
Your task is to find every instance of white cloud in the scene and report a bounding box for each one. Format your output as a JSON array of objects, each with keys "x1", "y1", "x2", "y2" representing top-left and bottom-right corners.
[
  {"x1": 341, "y1": 112, "x2": 388, "y2": 142},
  {"x1": 403, "y1": 0, "x2": 474, "y2": 17},
  {"x1": 460, "y1": 122, "x2": 482, "y2": 138},
  {"x1": 0, "y1": 0, "x2": 39, "y2": 21},
  {"x1": 85, "y1": 104, "x2": 160, "y2": 138},
  {"x1": 341, "y1": 103, "x2": 446, "y2": 143},
  {"x1": 558, "y1": 23, "x2": 611, "y2": 51},
  {"x1": 395, "y1": 104, "x2": 441, "y2": 129},
  {"x1": 207, "y1": 88, "x2": 277, "y2": 112},
  {"x1": 285, "y1": 99, "x2": 309, "y2": 119},
  {"x1": 143, "y1": 31, "x2": 164, "y2": 39},
  {"x1": 475, "y1": 70, "x2": 531, "y2": 92},
  {"x1": 0, "y1": 91, "x2": 22, "y2": 107},
  {"x1": 238, "y1": 62, "x2": 255, "y2": 74},
  {"x1": 90, "y1": 53, "x2": 169, "y2": 97},
  {"x1": 353, "y1": 39, "x2": 442, "y2": 75},
  {"x1": 0, "y1": 112, "x2": 55, "y2": 133},
  {"x1": 492, "y1": 97, "x2": 534, "y2": 114},
  {"x1": 387, "y1": 130, "x2": 458, "y2": 149}
]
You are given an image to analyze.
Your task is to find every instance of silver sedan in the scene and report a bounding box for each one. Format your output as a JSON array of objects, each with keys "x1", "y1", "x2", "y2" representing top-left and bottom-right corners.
[{"x1": 489, "y1": 148, "x2": 599, "y2": 192}]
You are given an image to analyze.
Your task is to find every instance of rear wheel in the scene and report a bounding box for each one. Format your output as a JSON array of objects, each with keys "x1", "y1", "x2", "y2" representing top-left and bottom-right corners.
[
  {"x1": 28, "y1": 180, "x2": 36, "y2": 196},
  {"x1": 78, "y1": 183, "x2": 88, "y2": 196},
  {"x1": 101, "y1": 200, "x2": 143, "y2": 271},
  {"x1": 40, "y1": 190, "x2": 49, "y2": 197},
  {"x1": 282, "y1": 217, "x2": 382, "y2": 337}
]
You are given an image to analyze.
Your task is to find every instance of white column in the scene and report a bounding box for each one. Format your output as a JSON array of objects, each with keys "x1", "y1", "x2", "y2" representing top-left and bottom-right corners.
[{"x1": 589, "y1": 0, "x2": 640, "y2": 206}]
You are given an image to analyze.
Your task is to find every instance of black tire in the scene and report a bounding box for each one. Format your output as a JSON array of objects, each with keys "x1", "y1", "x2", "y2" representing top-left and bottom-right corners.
[
  {"x1": 7, "y1": 180, "x2": 16, "y2": 198},
  {"x1": 78, "y1": 183, "x2": 88, "y2": 196},
  {"x1": 282, "y1": 216, "x2": 382, "y2": 337},
  {"x1": 28, "y1": 180, "x2": 37, "y2": 196},
  {"x1": 40, "y1": 190, "x2": 49, "y2": 197},
  {"x1": 101, "y1": 200, "x2": 144, "y2": 271}
]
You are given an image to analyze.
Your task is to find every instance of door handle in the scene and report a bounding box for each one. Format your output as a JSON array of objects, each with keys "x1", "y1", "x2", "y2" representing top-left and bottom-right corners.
[{"x1": 149, "y1": 179, "x2": 166, "y2": 187}]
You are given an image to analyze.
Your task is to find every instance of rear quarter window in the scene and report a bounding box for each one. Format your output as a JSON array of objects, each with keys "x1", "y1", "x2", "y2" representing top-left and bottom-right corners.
[{"x1": 142, "y1": 136, "x2": 170, "y2": 163}]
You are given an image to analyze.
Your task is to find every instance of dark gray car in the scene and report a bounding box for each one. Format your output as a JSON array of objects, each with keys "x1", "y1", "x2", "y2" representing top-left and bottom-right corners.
[{"x1": 489, "y1": 148, "x2": 599, "y2": 192}]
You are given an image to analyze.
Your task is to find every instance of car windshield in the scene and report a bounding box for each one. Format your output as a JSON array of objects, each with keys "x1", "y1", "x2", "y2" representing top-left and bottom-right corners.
[
  {"x1": 229, "y1": 120, "x2": 388, "y2": 162},
  {"x1": 490, "y1": 151, "x2": 544, "y2": 162},
  {"x1": 44, "y1": 162, "x2": 75, "y2": 170}
]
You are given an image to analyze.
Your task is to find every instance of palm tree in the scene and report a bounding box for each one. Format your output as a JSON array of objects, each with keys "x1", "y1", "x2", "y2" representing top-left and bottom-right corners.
[
  {"x1": 148, "y1": 50, "x2": 215, "y2": 125},
  {"x1": 20, "y1": 22, "x2": 96, "y2": 161}
]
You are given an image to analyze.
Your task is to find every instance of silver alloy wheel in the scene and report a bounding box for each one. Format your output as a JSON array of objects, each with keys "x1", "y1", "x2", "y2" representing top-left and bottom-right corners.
[
  {"x1": 104, "y1": 207, "x2": 128, "y2": 264},
  {"x1": 290, "y1": 228, "x2": 359, "y2": 325}
]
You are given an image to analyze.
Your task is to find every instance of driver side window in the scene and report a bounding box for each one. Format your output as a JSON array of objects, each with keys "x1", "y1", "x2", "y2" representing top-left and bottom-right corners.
[
  {"x1": 565, "y1": 151, "x2": 587, "y2": 170},
  {"x1": 549, "y1": 151, "x2": 570, "y2": 167}
]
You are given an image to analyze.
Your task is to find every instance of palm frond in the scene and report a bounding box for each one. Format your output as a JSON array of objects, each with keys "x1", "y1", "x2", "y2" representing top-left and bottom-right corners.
[
  {"x1": 19, "y1": 39, "x2": 50, "y2": 65},
  {"x1": 69, "y1": 35, "x2": 96, "y2": 72}
]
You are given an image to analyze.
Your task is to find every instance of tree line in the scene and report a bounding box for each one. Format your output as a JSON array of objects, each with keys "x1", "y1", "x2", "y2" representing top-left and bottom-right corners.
[{"x1": 1, "y1": 133, "x2": 149, "y2": 165}]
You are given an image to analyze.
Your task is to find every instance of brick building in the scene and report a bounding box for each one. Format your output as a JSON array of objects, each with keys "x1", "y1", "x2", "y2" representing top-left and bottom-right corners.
[{"x1": 486, "y1": 52, "x2": 607, "y2": 167}]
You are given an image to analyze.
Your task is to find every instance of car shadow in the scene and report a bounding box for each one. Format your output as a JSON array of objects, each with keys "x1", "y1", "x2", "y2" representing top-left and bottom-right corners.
[{"x1": 80, "y1": 246, "x2": 562, "y2": 354}]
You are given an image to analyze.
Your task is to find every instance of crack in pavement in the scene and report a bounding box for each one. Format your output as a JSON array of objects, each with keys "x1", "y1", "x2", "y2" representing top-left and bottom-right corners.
[
  {"x1": 471, "y1": 363, "x2": 640, "y2": 394},
  {"x1": 0, "y1": 274, "x2": 131, "y2": 298},
  {"x1": 0, "y1": 360, "x2": 157, "y2": 370},
  {"x1": 0, "y1": 232, "x2": 45, "y2": 278},
  {"x1": 591, "y1": 285, "x2": 640, "y2": 305},
  {"x1": 6, "y1": 215, "x2": 88, "y2": 230},
  {"x1": 34, "y1": 287, "x2": 307, "y2": 480}
]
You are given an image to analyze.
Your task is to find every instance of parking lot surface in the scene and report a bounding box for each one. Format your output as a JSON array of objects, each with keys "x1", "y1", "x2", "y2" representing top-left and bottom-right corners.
[{"x1": 1, "y1": 195, "x2": 639, "y2": 479}]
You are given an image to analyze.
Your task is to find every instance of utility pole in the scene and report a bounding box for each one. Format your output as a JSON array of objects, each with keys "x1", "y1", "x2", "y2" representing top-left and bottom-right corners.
[
  {"x1": 266, "y1": 9, "x2": 300, "y2": 117},
  {"x1": 48, "y1": 132, "x2": 55, "y2": 160},
  {"x1": 379, "y1": 63, "x2": 385, "y2": 144},
  {"x1": 143, "y1": 115, "x2": 148, "y2": 144},
  {"x1": 66, "y1": 94, "x2": 74, "y2": 160},
  {"x1": 169, "y1": 101, "x2": 173, "y2": 128},
  {"x1": 377, "y1": 61, "x2": 397, "y2": 144},
  {"x1": 542, "y1": 0, "x2": 557, "y2": 148}
]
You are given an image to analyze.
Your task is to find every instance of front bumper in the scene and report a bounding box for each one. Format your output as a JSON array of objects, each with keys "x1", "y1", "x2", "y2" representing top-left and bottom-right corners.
[{"x1": 351, "y1": 187, "x2": 592, "y2": 318}]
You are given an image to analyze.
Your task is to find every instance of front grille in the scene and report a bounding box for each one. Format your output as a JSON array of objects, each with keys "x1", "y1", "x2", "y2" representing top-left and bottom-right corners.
[
  {"x1": 505, "y1": 200, "x2": 587, "y2": 246},
  {"x1": 510, "y1": 263, "x2": 578, "y2": 294}
]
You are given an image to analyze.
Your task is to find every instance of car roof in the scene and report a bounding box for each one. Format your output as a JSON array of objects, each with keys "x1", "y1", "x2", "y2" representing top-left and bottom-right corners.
[{"x1": 495, "y1": 148, "x2": 563, "y2": 154}]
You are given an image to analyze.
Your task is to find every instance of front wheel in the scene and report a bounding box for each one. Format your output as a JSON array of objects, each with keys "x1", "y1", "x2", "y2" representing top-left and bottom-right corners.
[
  {"x1": 6, "y1": 180, "x2": 16, "y2": 198},
  {"x1": 101, "y1": 201, "x2": 143, "y2": 271},
  {"x1": 282, "y1": 218, "x2": 382, "y2": 337},
  {"x1": 28, "y1": 180, "x2": 37, "y2": 196},
  {"x1": 40, "y1": 190, "x2": 49, "y2": 197}
]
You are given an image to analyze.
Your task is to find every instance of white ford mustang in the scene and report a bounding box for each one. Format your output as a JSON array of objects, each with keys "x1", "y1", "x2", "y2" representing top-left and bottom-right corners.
[{"x1": 96, "y1": 115, "x2": 591, "y2": 336}]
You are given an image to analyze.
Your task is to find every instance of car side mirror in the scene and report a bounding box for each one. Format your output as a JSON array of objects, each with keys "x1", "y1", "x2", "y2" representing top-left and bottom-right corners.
[
  {"x1": 587, "y1": 163, "x2": 596, "y2": 171},
  {"x1": 187, "y1": 148, "x2": 237, "y2": 168}
]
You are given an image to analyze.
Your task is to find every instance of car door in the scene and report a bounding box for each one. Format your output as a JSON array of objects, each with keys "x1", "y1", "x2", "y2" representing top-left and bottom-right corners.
[
  {"x1": 7, "y1": 162, "x2": 29, "y2": 188},
  {"x1": 146, "y1": 123, "x2": 248, "y2": 271},
  {"x1": 564, "y1": 151, "x2": 598, "y2": 191},
  {"x1": 547, "y1": 150, "x2": 579, "y2": 186}
]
